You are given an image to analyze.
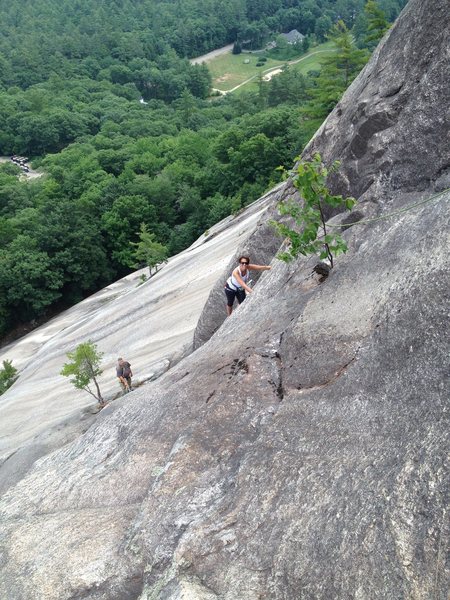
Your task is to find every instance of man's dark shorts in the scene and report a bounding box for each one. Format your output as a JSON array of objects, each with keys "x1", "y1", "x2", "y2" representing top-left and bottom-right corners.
[{"x1": 224, "y1": 285, "x2": 246, "y2": 306}]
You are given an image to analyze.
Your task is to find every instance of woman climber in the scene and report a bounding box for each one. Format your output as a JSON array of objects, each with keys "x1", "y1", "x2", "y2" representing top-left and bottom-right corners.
[{"x1": 224, "y1": 255, "x2": 271, "y2": 316}]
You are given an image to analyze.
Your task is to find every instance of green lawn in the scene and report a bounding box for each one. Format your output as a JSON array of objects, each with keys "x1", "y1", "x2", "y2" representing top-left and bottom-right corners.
[
  {"x1": 208, "y1": 41, "x2": 336, "y2": 95},
  {"x1": 208, "y1": 53, "x2": 284, "y2": 92},
  {"x1": 290, "y1": 42, "x2": 336, "y2": 74}
]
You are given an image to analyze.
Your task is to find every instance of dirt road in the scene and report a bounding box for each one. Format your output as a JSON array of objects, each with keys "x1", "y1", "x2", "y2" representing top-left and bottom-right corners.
[{"x1": 190, "y1": 43, "x2": 234, "y2": 65}]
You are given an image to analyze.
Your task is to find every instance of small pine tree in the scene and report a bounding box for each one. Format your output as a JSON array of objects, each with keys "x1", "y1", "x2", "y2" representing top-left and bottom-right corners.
[
  {"x1": 302, "y1": 36, "x2": 310, "y2": 54},
  {"x1": 303, "y1": 21, "x2": 369, "y2": 119},
  {"x1": 256, "y1": 72, "x2": 268, "y2": 109},
  {"x1": 179, "y1": 88, "x2": 195, "y2": 124},
  {"x1": 130, "y1": 223, "x2": 168, "y2": 277},
  {"x1": 365, "y1": 0, "x2": 390, "y2": 48},
  {"x1": 0, "y1": 359, "x2": 18, "y2": 395},
  {"x1": 61, "y1": 341, "x2": 105, "y2": 406},
  {"x1": 232, "y1": 41, "x2": 242, "y2": 55}
]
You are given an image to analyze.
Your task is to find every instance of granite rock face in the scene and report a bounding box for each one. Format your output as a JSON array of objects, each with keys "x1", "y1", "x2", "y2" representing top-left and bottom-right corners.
[
  {"x1": 0, "y1": 191, "x2": 274, "y2": 466},
  {"x1": 303, "y1": 0, "x2": 449, "y2": 198},
  {"x1": 193, "y1": 184, "x2": 286, "y2": 350},
  {"x1": 0, "y1": 0, "x2": 449, "y2": 598}
]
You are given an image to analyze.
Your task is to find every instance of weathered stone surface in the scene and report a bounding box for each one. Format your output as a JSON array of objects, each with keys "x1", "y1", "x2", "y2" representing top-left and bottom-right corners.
[
  {"x1": 0, "y1": 0, "x2": 449, "y2": 598},
  {"x1": 304, "y1": 0, "x2": 449, "y2": 199},
  {"x1": 0, "y1": 192, "x2": 273, "y2": 463},
  {"x1": 193, "y1": 183, "x2": 286, "y2": 350}
]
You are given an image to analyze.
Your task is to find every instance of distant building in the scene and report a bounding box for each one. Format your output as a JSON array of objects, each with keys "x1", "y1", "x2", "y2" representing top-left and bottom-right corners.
[
  {"x1": 267, "y1": 29, "x2": 305, "y2": 49},
  {"x1": 282, "y1": 29, "x2": 305, "y2": 45}
]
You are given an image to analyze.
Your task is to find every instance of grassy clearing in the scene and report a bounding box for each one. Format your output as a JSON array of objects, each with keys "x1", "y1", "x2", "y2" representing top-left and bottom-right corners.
[
  {"x1": 208, "y1": 41, "x2": 335, "y2": 95},
  {"x1": 208, "y1": 53, "x2": 284, "y2": 91},
  {"x1": 290, "y1": 42, "x2": 335, "y2": 73}
]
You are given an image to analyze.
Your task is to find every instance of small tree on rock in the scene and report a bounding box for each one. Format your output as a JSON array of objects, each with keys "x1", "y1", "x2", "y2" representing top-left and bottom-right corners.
[
  {"x1": 0, "y1": 359, "x2": 18, "y2": 395},
  {"x1": 61, "y1": 341, "x2": 105, "y2": 406},
  {"x1": 131, "y1": 223, "x2": 168, "y2": 277},
  {"x1": 272, "y1": 153, "x2": 356, "y2": 268}
]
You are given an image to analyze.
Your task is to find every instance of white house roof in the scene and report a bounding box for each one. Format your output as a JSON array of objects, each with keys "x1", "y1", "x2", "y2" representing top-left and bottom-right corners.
[{"x1": 282, "y1": 29, "x2": 304, "y2": 44}]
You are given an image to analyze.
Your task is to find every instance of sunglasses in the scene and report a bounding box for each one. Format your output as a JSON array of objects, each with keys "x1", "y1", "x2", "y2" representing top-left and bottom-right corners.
[{"x1": 240, "y1": 261, "x2": 249, "y2": 265}]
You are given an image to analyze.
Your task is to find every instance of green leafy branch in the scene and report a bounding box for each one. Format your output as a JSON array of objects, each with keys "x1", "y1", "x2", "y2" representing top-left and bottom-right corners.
[{"x1": 272, "y1": 153, "x2": 356, "y2": 268}]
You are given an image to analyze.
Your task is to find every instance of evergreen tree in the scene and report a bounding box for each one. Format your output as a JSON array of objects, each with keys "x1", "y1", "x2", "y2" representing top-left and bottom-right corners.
[
  {"x1": 232, "y1": 41, "x2": 242, "y2": 55},
  {"x1": 130, "y1": 223, "x2": 168, "y2": 277},
  {"x1": 302, "y1": 36, "x2": 310, "y2": 54},
  {"x1": 0, "y1": 359, "x2": 18, "y2": 395},
  {"x1": 179, "y1": 89, "x2": 196, "y2": 125},
  {"x1": 257, "y1": 72, "x2": 268, "y2": 110},
  {"x1": 303, "y1": 20, "x2": 369, "y2": 119},
  {"x1": 365, "y1": 0, "x2": 390, "y2": 48}
]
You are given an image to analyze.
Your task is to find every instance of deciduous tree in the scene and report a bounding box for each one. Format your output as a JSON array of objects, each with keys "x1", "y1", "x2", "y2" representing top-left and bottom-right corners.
[
  {"x1": 61, "y1": 341, "x2": 105, "y2": 406},
  {"x1": 272, "y1": 153, "x2": 356, "y2": 268}
]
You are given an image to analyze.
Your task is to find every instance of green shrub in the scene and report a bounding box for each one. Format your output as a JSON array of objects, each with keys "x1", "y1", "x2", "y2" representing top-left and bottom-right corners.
[{"x1": 0, "y1": 359, "x2": 18, "y2": 395}]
